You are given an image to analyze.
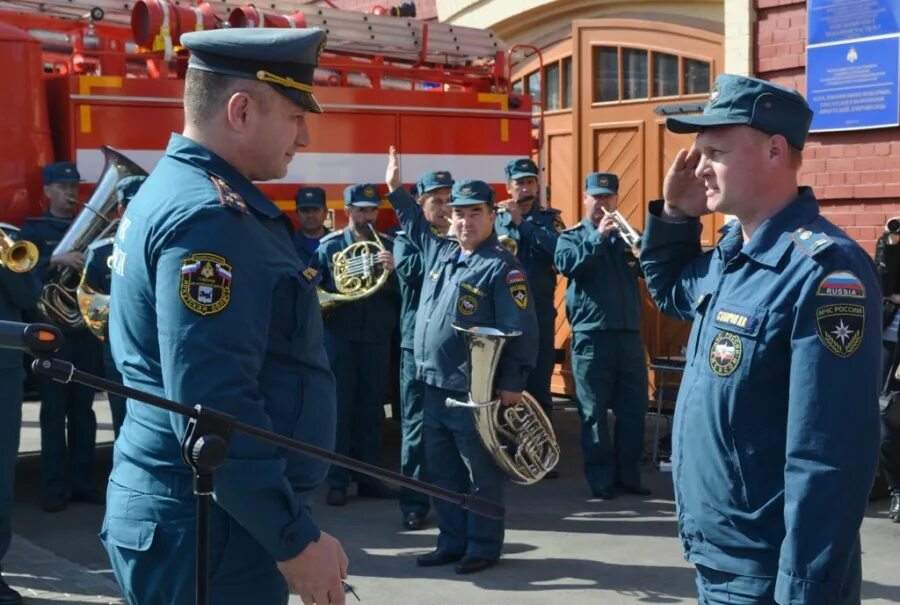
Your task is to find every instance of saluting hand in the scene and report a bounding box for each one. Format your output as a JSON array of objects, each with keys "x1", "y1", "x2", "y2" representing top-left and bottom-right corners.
[
  {"x1": 277, "y1": 531, "x2": 349, "y2": 605},
  {"x1": 662, "y1": 146, "x2": 710, "y2": 219},
  {"x1": 386, "y1": 146, "x2": 402, "y2": 193},
  {"x1": 377, "y1": 250, "x2": 395, "y2": 272}
]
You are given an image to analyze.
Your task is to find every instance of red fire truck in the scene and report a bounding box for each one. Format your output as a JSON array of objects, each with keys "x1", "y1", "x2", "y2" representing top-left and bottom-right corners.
[{"x1": 0, "y1": 0, "x2": 536, "y2": 230}]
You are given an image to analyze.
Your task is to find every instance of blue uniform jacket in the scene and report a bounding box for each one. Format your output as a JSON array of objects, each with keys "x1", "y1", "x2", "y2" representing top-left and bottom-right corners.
[
  {"x1": 0, "y1": 224, "x2": 42, "y2": 369},
  {"x1": 293, "y1": 230, "x2": 327, "y2": 267},
  {"x1": 494, "y1": 206, "x2": 560, "y2": 316},
  {"x1": 555, "y1": 218, "x2": 642, "y2": 332},
  {"x1": 393, "y1": 231, "x2": 424, "y2": 350},
  {"x1": 21, "y1": 212, "x2": 71, "y2": 283},
  {"x1": 108, "y1": 134, "x2": 336, "y2": 561},
  {"x1": 386, "y1": 187, "x2": 538, "y2": 393},
  {"x1": 313, "y1": 228, "x2": 400, "y2": 344},
  {"x1": 640, "y1": 189, "x2": 881, "y2": 603}
]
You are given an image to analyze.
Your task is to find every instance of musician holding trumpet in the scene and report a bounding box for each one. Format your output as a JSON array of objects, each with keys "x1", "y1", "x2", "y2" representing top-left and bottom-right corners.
[{"x1": 555, "y1": 172, "x2": 651, "y2": 500}]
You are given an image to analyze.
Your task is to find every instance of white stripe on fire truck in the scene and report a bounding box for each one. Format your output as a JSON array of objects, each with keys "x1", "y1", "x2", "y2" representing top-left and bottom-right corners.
[{"x1": 75, "y1": 149, "x2": 522, "y2": 184}]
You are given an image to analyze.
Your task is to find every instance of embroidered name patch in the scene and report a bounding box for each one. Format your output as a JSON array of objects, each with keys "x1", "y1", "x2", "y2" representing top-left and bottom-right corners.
[
  {"x1": 816, "y1": 271, "x2": 865, "y2": 299},
  {"x1": 180, "y1": 253, "x2": 232, "y2": 315},
  {"x1": 709, "y1": 331, "x2": 742, "y2": 376},
  {"x1": 458, "y1": 294, "x2": 478, "y2": 316},
  {"x1": 816, "y1": 303, "x2": 864, "y2": 358},
  {"x1": 460, "y1": 282, "x2": 486, "y2": 297},
  {"x1": 713, "y1": 309, "x2": 758, "y2": 334}
]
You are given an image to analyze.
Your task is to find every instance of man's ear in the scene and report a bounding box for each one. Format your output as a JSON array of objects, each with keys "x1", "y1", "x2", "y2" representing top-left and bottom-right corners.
[
  {"x1": 225, "y1": 91, "x2": 252, "y2": 132},
  {"x1": 768, "y1": 134, "x2": 790, "y2": 165}
]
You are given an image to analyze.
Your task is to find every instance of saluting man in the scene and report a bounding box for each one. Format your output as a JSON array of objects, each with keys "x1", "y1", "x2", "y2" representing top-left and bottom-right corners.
[
  {"x1": 555, "y1": 172, "x2": 650, "y2": 500},
  {"x1": 393, "y1": 170, "x2": 452, "y2": 530},
  {"x1": 105, "y1": 28, "x2": 347, "y2": 605},
  {"x1": 293, "y1": 185, "x2": 329, "y2": 266},
  {"x1": 641, "y1": 74, "x2": 881, "y2": 604},
  {"x1": 386, "y1": 148, "x2": 537, "y2": 575},
  {"x1": 494, "y1": 158, "x2": 562, "y2": 427},
  {"x1": 314, "y1": 183, "x2": 401, "y2": 507}
]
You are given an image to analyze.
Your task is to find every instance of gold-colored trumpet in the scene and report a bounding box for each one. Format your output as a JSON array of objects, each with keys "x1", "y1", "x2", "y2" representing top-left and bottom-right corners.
[{"x1": 0, "y1": 228, "x2": 39, "y2": 273}]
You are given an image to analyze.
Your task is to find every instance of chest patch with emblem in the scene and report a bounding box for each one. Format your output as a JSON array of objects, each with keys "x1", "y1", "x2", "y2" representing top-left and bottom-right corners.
[
  {"x1": 816, "y1": 271, "x2": 865, "y2": 299},
  {"x1": 816, "y1": 303, "x2": 864, "y2": 358},
  {"x1": 180, "y1": 253, "x2": 232, "y2": 315},
  {"x1": 458, "y1": 294, "x2": 478, "y2": 315},
  {"x1": 709, "y1": 331, "x2": 743, "y2": 376}
]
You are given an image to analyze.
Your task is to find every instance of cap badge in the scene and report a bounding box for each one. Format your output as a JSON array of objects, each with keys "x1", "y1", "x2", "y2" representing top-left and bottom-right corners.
[
  {"x1": 460, "y1": 186, "x2": 472, "y2": 195},
  {"x1": 363, "y1": 186, "x2": 376, "y2": 198},
  {"x1": 599, "y1": 176, "x2": 608, "y2": 186},
  {"x1": 708, "y1": 86, "x2": 719, "y2": 105}
]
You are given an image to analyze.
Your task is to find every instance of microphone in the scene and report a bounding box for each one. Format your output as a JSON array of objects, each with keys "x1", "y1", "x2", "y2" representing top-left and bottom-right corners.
[{"x1": 0, "y1": 321, "x2": 65, "y2": 356}]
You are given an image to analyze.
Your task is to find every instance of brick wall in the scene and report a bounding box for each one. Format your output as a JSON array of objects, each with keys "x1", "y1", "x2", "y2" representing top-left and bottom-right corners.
[{"x1": 755, "y1": 0, "x2": 900, "y2": 255}]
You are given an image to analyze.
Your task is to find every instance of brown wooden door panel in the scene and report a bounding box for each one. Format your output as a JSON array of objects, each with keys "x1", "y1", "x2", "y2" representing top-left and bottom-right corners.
[{"x1": 592, "y1": 121, "x2": 645, "y2": 230}]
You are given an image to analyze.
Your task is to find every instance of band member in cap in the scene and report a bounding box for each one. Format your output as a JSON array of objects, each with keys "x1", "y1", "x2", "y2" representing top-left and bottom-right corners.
[
  {"x1": 314, "y1": 183, "x2": 400, "y2": 507},
  {"x1": 393, "y1": 170, "x2": 452, "y2": 530},
  {"x1": 81, "y1": 174, "x2": 147, "y2": 437},
  {"x1": 555, "y1": 172, "x2": 650, "y2": 500},
  {"x1": 104, "y1": 28, "x2": 347, "y2": 605},
  {"x1": 641, "y1": 73, "x2": 880, "y2": 604},
  {"x1": 293, "y1": 186, "x2": 329, "y2": 266},
  {"x1": 385, "y1": 148, "x2": 537, "y2": 575},
  {"x1": 495, "y1": 158, "x2": 563, "y2": 427},
  {"x1": 23, "y1": 161, "x2": 104, "y2": 513}
]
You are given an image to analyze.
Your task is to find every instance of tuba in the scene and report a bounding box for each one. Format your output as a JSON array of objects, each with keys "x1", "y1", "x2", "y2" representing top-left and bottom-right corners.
[
  {"x1": 317, "y1": 224, "x2": 391, "y2": 311},
  {"x1": 445, "y1": 324, "x2": 560, "y2": 485},
  {"x1": 39, "y1": 146, "x2": 147, "y2": 329},
  {"x1": 0, "y1": 226, "x2": 39, "y2": 273},
  {"x1": 602, "y1": 206, "x2": 642, "y2": 255}
]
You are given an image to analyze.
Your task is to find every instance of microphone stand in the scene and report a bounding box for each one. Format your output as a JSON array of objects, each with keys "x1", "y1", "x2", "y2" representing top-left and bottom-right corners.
[{"x1": 6, "y1": 322, "x2": 504, "y2": 605}]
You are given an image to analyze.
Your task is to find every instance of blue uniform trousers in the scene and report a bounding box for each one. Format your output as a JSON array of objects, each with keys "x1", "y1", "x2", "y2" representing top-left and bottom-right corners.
[
  {"x1": 399, "y1": 347, "x2": 429, "y2": 516},
  {"x1": 528, "y1": 308, "x2": 556, "y2": 418},
  {"x1": 101, "y1": 471, "x2": 287, "y2": 605},
  {"x1": 571, "y1": 330, "x2": 647, "y2": 492},
  {"x1": 424, "y1": 385, "x2": 505, "y2": 561},
  {"x1": 39, "y1": 330, "x2": 101, "y2": 501},
  {"x1": 102, "y1": 341, "x2": 126, "y2": 438},
  {"x1": 0, "y1": 367, "x2": 23, "y2": 561},
  {"x1": 325, "y1": 336, "x2": 390, "y2": 490}
]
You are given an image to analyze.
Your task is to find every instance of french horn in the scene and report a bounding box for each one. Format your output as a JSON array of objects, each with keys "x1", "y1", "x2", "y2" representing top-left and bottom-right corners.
[
  {"x1": 317, "y1": 223, "x2": 391, "y2": 310},
  {"x1": 445, "y1": 324, "x2": 560, "y2": 485}
]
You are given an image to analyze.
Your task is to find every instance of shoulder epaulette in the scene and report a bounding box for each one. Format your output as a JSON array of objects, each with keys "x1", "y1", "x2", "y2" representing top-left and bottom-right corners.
[
  {"x1": 320, "y1": 229, "x2": 344, "y2": 243},
  {"x1": 791, "y1": 226, "x2": 834, "y2": 257},
  {"x1": 561, "y1": 223, "x2": 584, "y2": 233},
  {"x1": 210, "y1": 176, "x2": 249, "y2": 215}
]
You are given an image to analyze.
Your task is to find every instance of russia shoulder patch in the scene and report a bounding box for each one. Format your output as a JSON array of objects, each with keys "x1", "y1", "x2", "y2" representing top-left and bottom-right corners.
[
  {"x1": 210, "y1": 176, "x2": 249, "y2": 214},
  {"x1": 179, "y1": 253, "x2": 232, "y2": 316},
  {"x1": 816, "y1": 270, "x2": 865, "y2": 299},
  {"x1": 506, "y1": 269, "x2": 527, "y2": 285}
]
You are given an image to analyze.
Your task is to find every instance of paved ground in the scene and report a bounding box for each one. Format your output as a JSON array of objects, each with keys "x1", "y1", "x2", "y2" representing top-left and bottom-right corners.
[{"x1": 8, "y1": 396, "x2": 900, "y2": 604}]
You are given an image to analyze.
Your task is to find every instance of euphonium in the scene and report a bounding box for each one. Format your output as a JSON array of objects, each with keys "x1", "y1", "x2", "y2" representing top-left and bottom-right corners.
[
  {"x1": 39, "y1": 146, "x2": 147, "y2": 329},
  {"x1": 0, "y1": 226, "x2": 39, "y2": 273},
  {"x1": 76, "y1": 236, "x2": 116, "y2": 341},
  {"x1": 602, "y1": 206, "x2": 642, "y2": 254},
  {"x1": 445, "y1": 324, "x2": 560, "y2": 485},
  {"x1": 317, "y1": 223, "x2": 390, "y2": 310}
]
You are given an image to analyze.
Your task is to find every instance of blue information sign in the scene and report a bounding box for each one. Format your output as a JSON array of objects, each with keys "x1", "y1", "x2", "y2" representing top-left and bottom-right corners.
[
  {"x1": 808, "y1": 36, "x2": 900, "y2": 131},
  {"x1": 808, "y1": 0, "x2": 900, "y2": 45}
]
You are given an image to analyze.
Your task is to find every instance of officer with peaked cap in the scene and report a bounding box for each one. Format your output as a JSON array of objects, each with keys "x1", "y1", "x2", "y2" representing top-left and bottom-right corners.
[
  {"x1": 385, "y1": 149, "x2": 537, "y2": 574},
  {"x1": 293, "y1": 186, "x2": 329, "y2": 266},
  {"x1": 81, "y1": 175, "x2": 147, "y2": 437},
  {"x1": 495, "y1": 158, "x2": 563, "y2": 426},
  {"x1": 640, "y1": 73, "x2": 880, "y2": 603},
  {"x1": 556, "y1": 171, "x2": 650, "y2": 500},
  {"x1": 22, "y1": 161, "x2": 104, "y2": 513},
  {"x1": 392, "y1": 170, "x2": 453, "y2": 530},
  {"x1": 313, "y1": 183, "x2": 400, "y2": 507},
  {"x1": 104, "y1": 28, "x2": 347, "y2": 605}
]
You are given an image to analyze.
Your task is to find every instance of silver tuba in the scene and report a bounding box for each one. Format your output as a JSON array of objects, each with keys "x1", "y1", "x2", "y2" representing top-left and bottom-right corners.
[
  {"x1": 445, "y1": 324, "x2": 560, "y2": 485},
  {"x1": 39, "y1": 146, "x2": 147, "y2": 329}
]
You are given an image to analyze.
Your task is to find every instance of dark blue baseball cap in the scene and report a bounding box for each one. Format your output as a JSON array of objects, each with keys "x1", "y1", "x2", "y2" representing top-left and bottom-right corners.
[
  {"x1": 42, "y1": 161, "x2": 81, "y2": 184},
  {"x1": 344, "y1": 183, "x2": 381, "y2": 208},
  {"x1": 295, "y1": 186, "x2": 326, "y2": 208},
  {"x1": 180, "y1": 28, "x2": 327, "y2": 114},
  {"x1": 416, "y1": 171, "x2": 453, "y2": 195},
  {"x1": 585, "y1": 172, "x2": 618, "y2": 196},
  {"x1": 666, "y1": 74, "x2": 813, "y2": 150},
  {"x1": 450, "y1": 179, "x2": 495, "y2": 207},
  {"x1": 115, "y1": 175, "x2": 146, "y2": 206},
  {"x1": 505, "y1": 158, "x2": 538, "y2": 181}
]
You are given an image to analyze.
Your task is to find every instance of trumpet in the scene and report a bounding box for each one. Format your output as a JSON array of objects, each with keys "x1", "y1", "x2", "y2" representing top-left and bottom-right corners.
[
  {"x1": 317, "y1": 223, "x2": 390, "y2": 311},
  {"x1": 0, "y1": 227, "x2": 39, "y2": 273},
  {"x1": 602, "y1": 207, "x2": 642, "y2": 254}
]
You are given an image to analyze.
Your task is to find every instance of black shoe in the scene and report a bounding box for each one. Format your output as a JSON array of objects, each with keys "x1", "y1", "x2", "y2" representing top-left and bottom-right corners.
[
  {"x1": 454, "y1": 556, "x2": 495, "y2": 575},
  {"x1": 416, "y1": 550, "x2": 463, "y2": 567},
  {"x1": 403, "y1": 512, "x2": 426, "y2": 531},
  {"x1": 614, "y1": 482, "x2": 652, "y2": 496},
  {"x1": 591, "y1": 488, "x2": 616, "y2": 501},
  {"x1": 889, "y1": 491, "x2": 900, "y2": 522},
  {"x1": 41, "y1": 497, "x2": 66, "y2": 513},
  {"x1": 357, "y1": 481, "x2": 401, "y2": 499},
  {"x1": 326, "y1": 488, "x2": 347, "y2": 507},
  {"x1": 544, "y1": 469, "x2": 560, "y2": 480},
  {"x1": 0, "y1": 577, "x2": 22, "y2": 605},
  {"x1": 71, "y1": 489, "x2": 105, "y2": 505}
]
